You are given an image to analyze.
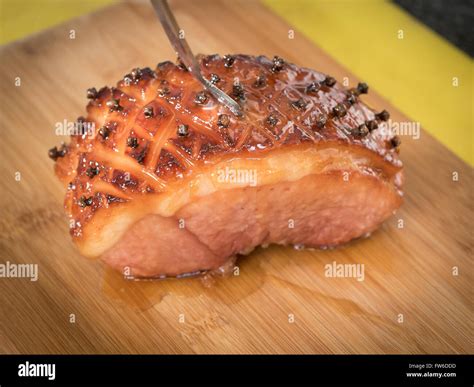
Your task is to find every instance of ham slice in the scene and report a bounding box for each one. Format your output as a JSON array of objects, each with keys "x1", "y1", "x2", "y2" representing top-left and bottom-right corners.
[{"x1": 50, "y1": 54, "x2": 403, "y2": 278}]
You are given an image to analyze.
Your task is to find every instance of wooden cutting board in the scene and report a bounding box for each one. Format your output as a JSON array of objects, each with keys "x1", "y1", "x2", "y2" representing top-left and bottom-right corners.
[{"x1": 0, "y1": 0, "x2": 471, "y2": 354}]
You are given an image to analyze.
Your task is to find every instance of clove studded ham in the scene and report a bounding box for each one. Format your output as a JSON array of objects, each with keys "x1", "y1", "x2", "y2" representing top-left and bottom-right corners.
[{"x1": 50, "y1": 54, "x2": 403, "y2": 278}]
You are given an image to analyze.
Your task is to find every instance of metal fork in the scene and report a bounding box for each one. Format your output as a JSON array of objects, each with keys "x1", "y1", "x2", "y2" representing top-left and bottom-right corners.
[{"x1": 150, "y1": 0, "x2": 243, "y2": 117}]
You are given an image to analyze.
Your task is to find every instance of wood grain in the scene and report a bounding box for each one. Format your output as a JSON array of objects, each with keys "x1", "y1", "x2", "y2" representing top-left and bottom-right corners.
[{"x1": 0, "y1": 0, "x2": 472, "y2": 354}]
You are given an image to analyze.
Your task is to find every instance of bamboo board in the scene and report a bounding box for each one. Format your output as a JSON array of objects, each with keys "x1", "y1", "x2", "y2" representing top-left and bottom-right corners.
[{"x1": 0, "y1": 0, "x2": 472, "y2": 354}]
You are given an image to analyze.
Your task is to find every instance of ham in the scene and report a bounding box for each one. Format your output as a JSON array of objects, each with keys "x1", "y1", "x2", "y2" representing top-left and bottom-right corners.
[{"x1": 50, "y1": 54, "x2": 403, "y2": 278}]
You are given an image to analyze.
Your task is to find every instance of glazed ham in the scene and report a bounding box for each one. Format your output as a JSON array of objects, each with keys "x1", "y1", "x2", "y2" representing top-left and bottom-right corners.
[{"x1": 50, "y1": 54, "x2": 403, "y2": 278}]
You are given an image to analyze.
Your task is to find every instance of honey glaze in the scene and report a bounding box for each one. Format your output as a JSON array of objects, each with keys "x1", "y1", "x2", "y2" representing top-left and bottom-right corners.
[
  {"x1": 51, "y1": 54, "x2": 403, "y2": 282},
  {"x1": 101, "y1": 253, "x2": 265, "y2": 310},
  {"x1": 100, "y1": 234, "x2": 382, "y2": 311},
  {"x1": 51, "y1": 54, "x2": 401, "y2": 247},
  {"x1": 100, "y1": 240, "x2": 360, "y2": 310}
]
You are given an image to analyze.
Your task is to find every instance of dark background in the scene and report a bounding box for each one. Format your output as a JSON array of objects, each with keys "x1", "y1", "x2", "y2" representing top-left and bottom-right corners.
[{"x1": 395, "y1": 0, "x2": 474, "y2": 57}]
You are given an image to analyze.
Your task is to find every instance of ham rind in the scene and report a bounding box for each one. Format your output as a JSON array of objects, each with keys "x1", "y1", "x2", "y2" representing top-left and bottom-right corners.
[{"x1": 50, "y1": 54, "x2": 403, "y2": 278}]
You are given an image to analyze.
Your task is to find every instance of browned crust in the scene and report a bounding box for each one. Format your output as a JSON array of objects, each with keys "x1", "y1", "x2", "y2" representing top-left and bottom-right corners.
[{"x1": 50, "y1": 54, "x2": 403, "y2": 240}]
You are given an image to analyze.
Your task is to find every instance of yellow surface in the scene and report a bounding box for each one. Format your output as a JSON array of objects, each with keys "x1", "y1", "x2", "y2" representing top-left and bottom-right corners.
[
  {"x1": 0, "y1": 0, "x2": 472, "y2": 165},
  {"x1": 264, "y1": 0, "x2": 473, "y2": 165},
  {"x1": 0, "y1": 0, "x2": 114, "y2": 43}
]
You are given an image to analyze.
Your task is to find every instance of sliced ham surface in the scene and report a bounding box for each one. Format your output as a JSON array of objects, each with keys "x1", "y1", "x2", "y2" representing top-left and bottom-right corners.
[{"x1": 50, "y1": 54, "x2": 403, "y2": 278}]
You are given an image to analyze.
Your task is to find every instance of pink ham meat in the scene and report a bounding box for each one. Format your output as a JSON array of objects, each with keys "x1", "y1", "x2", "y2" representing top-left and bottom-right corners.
[{"x1": 49, "y1": 54, "x2": 403, "y2": 278}]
